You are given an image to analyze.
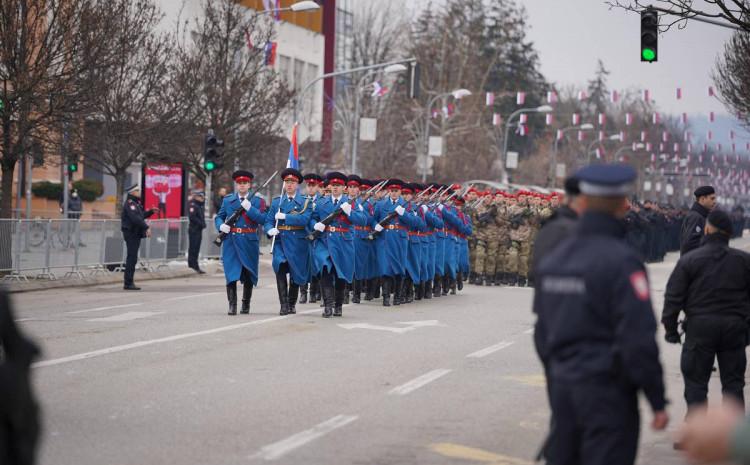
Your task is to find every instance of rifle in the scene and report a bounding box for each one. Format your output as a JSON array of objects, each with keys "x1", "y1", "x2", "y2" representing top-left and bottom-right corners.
[
  {"x1": 213, "y1": 170, "x2": 279, "y2": 247},
  {"x1": 307, "y1": 203, "x2": 348, "y2": 241}
]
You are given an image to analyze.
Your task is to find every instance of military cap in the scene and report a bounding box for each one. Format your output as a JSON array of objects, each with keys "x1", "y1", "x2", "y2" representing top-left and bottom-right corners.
[
  {"x1": 401, "y1": 183, "x2": 414, "y2": 194},
  {"x1": 359, "y1": 179, "x2": 374, "y2": 189},
  {"x1": 454, "y1": 196, "x2": 465, "y2": 205},
  {"x1": 125, "y1": 184, "x2": 140, "y2": 193},
  {"x1": 325, "y1": 171, "x2": 347, "y2": 186},
  {"x1": 346, "y1": 174, "x2": 362, "y2": 187},
  {"x1": 303, "y1": 173, "x2": 321, "y2": 185},
  {"x1": 385, "y1": 179, "x2": 404, "y2": 190},
  {"x1": 281, "y1": 168, "x2": 303, "y2": 183},
  {"x1": 575, "y1": 163, "x2": 636, "y2": 197},
  {"x1": 694, "y1": 185, "x2": 715, "y2": 198},
  {"x1": 232, "y1": 170, "x2": 254, "y2": 182},
  {"x1": 707, "y1": 209, "x2": 733, "y2": 235}
]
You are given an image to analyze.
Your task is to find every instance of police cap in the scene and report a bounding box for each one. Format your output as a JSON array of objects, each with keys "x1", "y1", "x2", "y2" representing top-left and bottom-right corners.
[{"x1": 575, "y1": 164, "x2": 636, "y2": 197}]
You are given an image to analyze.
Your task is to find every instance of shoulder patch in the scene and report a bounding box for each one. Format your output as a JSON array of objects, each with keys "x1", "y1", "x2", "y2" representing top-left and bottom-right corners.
[
  {"x1": 189, "y1": 207, "x2": 194, "y2": 212},
  {"x1": 695, "y1": 225, "x2": 702, "y2": 233},
  {"x1": 130, "y1": 205, "x2": 136, "y2": 210},
  {"x1": 629, "y1": 271, "x2": 650, "y2": 301}
]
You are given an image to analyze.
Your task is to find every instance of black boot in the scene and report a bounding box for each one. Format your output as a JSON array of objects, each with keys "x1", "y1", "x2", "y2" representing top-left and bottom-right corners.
[
  {"x1": 352, "y1": 280, "x2": 362, "y2": 304},
  {"x1": 500, "y1": 272, "x2": 509, "y2": 285},
  {"x1": 288, "y1": 283, "x2": 299, "y2": 314},
  {"x1": 457, "y1": 272, "x2": 464, "y2": 291},
  {"x1": 344, "y1": 283, "x2": 350, "y2": 305},
  {"x1": 334, "y1": 282, "x2": 345, "y2": 317},
  {"x1": 373, "y1": 278, "x2": 381, "y2": 299},
  {"x1": 423, "y1": 280, "x2": 432, "y2": 300},
  {"x1": 518, "y1": 276, "x2": 527, "y2": 287},
  {"x1": 226, "y1": 283, "x2": 237, "y2": 315},
  {"x1": 310, "y1": 277, "x2": 320, "y2": 303},
  {"x1": 299, "y1": 283, "x2": 308, "y2": 304},
  {"x1": 526, "y1": 276, "x2": 534, "y2": 288},
  {"x1": 276, "y1": 273, "x2": 289, "y2": 315},
  {"x1": 402, "y1": 277, "x2": 412, "y2": 304},
  {"x1": 321, "y1": 283, "x2": 334, "y2": 318},
  {"x1": 433, "y1": 275, "x2": 442, "y2": 298},
  {"x1": 478, "y1": 273, "x2": 486, "y2": 286},
  {"x1": 241, "y1": 281, "x2": 253, "y2": 314},
  {"x1": 414, "y1": 282, "x2": 423, "y2": 301},
  {"x1": 393, "y1": 276, "x2": 403, "y2": 306},
  {"x1": 442, "y1": 275, "x2": 450, "y2": 296},
  {"x1": 382, "y1": 277, "x2": 391, "y2": 307},
  {"x1": 509, "y1": 273, "x2": 518, "y2": 286},
  {"x1": 364, "y1": 279, "x2": 374, "y2": 301},
  {"x1": 450, "y1": 278, "x2": 457, "y2": 295}
]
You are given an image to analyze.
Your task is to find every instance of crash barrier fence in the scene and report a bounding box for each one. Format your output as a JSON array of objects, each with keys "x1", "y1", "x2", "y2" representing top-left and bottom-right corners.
[{"x1": 0, "y1": 218, "x2": 236, "y2": 281}]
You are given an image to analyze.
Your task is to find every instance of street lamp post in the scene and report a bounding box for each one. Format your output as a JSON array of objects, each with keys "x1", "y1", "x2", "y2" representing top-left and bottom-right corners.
[
  {"x1": 351, "y1": 64, "x2": 407, "y2": 175},
  {"x1": 550, "y1": 123, "x2": 594, "y2": 187},
  {"x1": 252, "y1": 1, "x2": 320, "y2": 16},
  {"x1": 500, "y1": 105, "x2": 553, "y2": 184},
  {"x1": 420, "y1": 88, "x2": 472, "y2": 182},
  {"x1": 614, "y1": 143, "x2": 645, "y2": 162}
]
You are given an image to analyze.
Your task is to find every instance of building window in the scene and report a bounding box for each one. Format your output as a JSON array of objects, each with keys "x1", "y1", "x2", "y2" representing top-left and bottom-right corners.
[
  {"x1": 279, "y1": 55, "x2": 292, "y2": 85},
  {"x1": 293, "y1": 58, "x2": 305, "y2": 92}
]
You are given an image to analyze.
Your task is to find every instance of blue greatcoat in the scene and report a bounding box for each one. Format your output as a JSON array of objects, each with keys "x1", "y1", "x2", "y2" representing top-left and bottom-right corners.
[
  {"x1": 441, "y1": 205, "x2": 464, "y2": 279},
  {"x1": 310, "y1": 195, "x2": 368, "y2": 283},
  {"x1": 264, "y1": 193, "x2": 313, "y2": 286},
  {"x1": 457, "y1": 209, "x2": 473, "y2": 274},
  {"x1": 353, "y1": 197, "x2": 374, "y2": 280},
  {"x1": 373, "y1": 197, "x2": 412, "y2": 277},
  {"x1": 420, "y1": 207, "x2": 443, "y2": 282},
  {"x1": 433, "y1": 207, "x2": 447, "y2": 276},
  {"x1": 405, "y1": 202, "x2": 426, "y2": 283},
  {"x1": 215, "y1": 193, "x2": 266, "y2": 285}
]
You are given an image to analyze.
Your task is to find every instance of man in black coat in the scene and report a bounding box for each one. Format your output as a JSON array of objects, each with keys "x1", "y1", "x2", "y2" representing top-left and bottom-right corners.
[
  {"x1": 663, "y1": 209, "x2": 750, "y2": 414},
  {"x1": 0, "y1": 290, "x2": 41, "y2": 465},
  {"x1": 121, "y1": 184, "x2": 157, "y2": 290},
  {"x1": 680, "y1": 185, "x2": 716, "y2": 255},
  {"x1": 531, "y1": 176, "x2": 582, "y2": 277},
  {"x1": 187, "y1": 190, "x2": 206, "y2": 274}
]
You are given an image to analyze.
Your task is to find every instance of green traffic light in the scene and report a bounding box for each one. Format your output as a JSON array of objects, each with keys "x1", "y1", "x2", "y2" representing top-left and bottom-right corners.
[
  {"x1": 0, "y1": 99, "x2": 4, "y2": 111},
  {"x1": 642, "y1": 48, "x2": 656, "y2": 62},
  {"x1": 205, "y1": 160, "x2": 216, "y2": 171},
  {"x1": 68, "y1": 163, "x2": 78, "y2": 172}
]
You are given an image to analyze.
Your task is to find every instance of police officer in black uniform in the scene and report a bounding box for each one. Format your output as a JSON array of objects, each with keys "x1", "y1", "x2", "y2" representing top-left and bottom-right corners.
[
  {"x1": 663, "y1": 209, "x2": 750, "y2": 414},
  {"x1": 187, "y1": 190, "x2": 206, "y2": 274},
  {"x1": 680, "y1": 185, "x2": 716, "y2": 255},
  {"x1": 533, "y1": 164, "x2": 668, "y2": 465},
  {"x1": 121, "y1": 184, "x2": 157, "y2": 290}
]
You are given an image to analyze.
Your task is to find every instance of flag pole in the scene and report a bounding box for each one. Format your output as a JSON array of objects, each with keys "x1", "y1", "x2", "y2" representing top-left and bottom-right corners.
[{"x1": 270, "y1": 122, "x2": 298, "y2": 253}]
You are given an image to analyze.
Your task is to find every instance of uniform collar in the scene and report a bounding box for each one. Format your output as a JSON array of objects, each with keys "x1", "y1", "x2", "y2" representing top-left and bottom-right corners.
[
  {"x1": 691, "y1": 201, "x2": 709, "y2": 218},
  {"x1": 703, "y1": 232, "x2": 729, "y2": 246},
  {"x1": 578, "y1": 211, "x2": 626, "y2": 238}
]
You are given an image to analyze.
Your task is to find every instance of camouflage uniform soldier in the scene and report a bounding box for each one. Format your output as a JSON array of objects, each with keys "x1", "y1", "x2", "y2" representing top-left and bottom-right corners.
[
  {"x1": 469, "y1": 192, "x2": 490, "y2": 284},
  {"x1": 508, "y1": 191, "x2": 534, "y2": 286},
  {"x1": 495, "y1": 193, "x2": 514, "y2": 285},
  {"x1": 484, "y1": 192, "x2": 505, "y2": 286}
]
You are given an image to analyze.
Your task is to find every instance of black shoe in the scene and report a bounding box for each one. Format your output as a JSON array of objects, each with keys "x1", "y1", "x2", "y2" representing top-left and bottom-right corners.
[
  {"x1": 457, "y1": 272, "x2": 464, "y2": 291},
  {"x1": 195, "y1": 268, "x2": 206, "y2": 274},
  {"x1": 299, "y1": 288, "x2": 308, "y2": 304},
  {"x1": 433, "y1": 277, "x2": 442, "y2": 298},
  {"x1": 423, "y1": 281, "x2": 432, "y2": 300},
  {"x1": 321, "y1": 284, "x2": 334, "y2": 318},
  {"x1": 518, "y1": 277, "x2": 527, "y2": 287},
  {"x1": 373, "y1": 279, "x2": 381, "y2": 299},
  {"x1": 240, "y1": 281, "x2": 252, "y2": 314},
  {"x1": 442, "y1": 276, "x2": 450, "y2": 296},
  {"x1": 123, "y1": 284, "x2": 141, "y2": 291},
  {"x1": 449, "y1": 279, "x2": 457, "y2": 295},
  {"x1": 227, "y1": 283, "x2": 238, "y2": 315}
]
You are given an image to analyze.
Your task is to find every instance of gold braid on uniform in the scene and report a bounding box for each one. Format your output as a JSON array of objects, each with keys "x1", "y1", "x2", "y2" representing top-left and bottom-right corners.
[{"x1": 287, "y1": 197, "x2": 311, "y2": 215}]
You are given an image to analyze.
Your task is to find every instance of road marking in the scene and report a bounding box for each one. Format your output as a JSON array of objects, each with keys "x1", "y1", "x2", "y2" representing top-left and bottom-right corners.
[
  {"x1": 34, "y1": 314, "x2": 301, "y2": 369},
  {"x1": 66, "y1": 303, "x2": 143, "y2": 315},
  {"x1": 523, "y1": 328, "x2": 534, "y2": 335},
  {"x1": 504, "y1": 374, "x2": 546, "y2": 387},
  {"x1": 338, "y1": 320, "x2": 445, "y2": 334},
  {"x1": 164, "y1": 292, "x2": 223, "y2": 301},
  {"x1": 251, "y1": 414, "x2": 358, "y2": 461},
  {"x1": 466, "y1": 341, "x2": 514, "y2": 359},
  {"x1": 87, "y1": 312, "x2": 164, "y2": 322},
  {"x1": 429, "y1": 443, "x2": 532, "y2": 464},
  {"x1": 14, "y1": 318, "x2": 35, "y2": 322},
  {"x1": 388, "y1": 369, "x2": 452, "y2": 396}
]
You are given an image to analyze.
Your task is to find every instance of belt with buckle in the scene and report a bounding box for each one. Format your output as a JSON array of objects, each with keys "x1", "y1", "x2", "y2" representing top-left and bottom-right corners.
[
  {"x1": 326, "y1": 226, "x2": 350, "y2": 233},
  {"x1": 354, "y1": 226, "x2": 372, "y2": 232},
  {"x1": 385, "y1": 225, "x2": 406, "y2": 231},
  {"x1": 278, "y1": 225, "x2": 304, "y2": 231},
  {"x1": 231, "y1": 227, "x2": 257, "y2": 234}
]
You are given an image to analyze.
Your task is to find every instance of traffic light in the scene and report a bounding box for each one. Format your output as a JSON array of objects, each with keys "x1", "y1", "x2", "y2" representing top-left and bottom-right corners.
[
  {"x1": 67, "y1": 160, "x2": 78, "y2": 173},
  {"x1": 408, "y1": 62, "x2": 420, "y2": 99},
  {"x1": 0, "y1": 97, "x2": 4, "y2": 112},
  {"x1": 203, "y1": 132, "x2": 225, "y2": 172},
  {"x1": 641, "y1": 7, "x2": 658, "y2": 62}
]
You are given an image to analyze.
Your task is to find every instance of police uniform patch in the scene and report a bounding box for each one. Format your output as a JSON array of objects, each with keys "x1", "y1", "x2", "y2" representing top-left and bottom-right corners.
[
  {"x1": 695, "y1": 225, "x2": 701, "y2": 233},
  {"x1": 130, "y1": 205, "x2": 136, "y2": 210},
  {"x1": 189, "y1": 208, "x2": 194, "y2": 212},
  {"x1": 629, "y1": 271, "x2": 650, "y2": 301}
]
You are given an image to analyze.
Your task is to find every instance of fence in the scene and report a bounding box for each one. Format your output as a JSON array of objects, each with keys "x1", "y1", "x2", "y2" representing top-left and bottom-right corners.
[{"x1": 0, "y1": 218, "x2": 223, "y2": 281}]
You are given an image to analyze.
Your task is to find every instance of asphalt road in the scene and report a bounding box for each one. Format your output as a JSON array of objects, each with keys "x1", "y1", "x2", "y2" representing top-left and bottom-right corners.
[{"x1": 12, "y1": 238, "x2": 750, "y2": 465}]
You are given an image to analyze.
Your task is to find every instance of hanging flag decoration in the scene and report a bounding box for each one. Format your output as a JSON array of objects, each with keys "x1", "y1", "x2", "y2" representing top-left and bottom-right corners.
[
  {"x1": 610, "y1": 90, "x2": 619, "y2": 103},
  {"x1": 598, "y1": 131, "x2": 605, "y2": 141},
  {"x1": 264, "y1": 41, "x2": 277, "y2": 66},
  {"x1": 485, "y1": 92, "x2": 495, "y2": 107},
  {"x1": 572, "y1": 113, "x2": 581, "y2": 125},
  {"x1": 640, "y1": 131, "x2": 647, "y2": 142},
  {"x1": 684, "y1": 131, "x2": 691, "y2": 141},
  {"x1": 709, "y1": 111, "x2": 715, "y2": 122},
  {"x1": 516, "y1": 92, "x2": 526, "y2": 106},
  {"x1": 659, "y1": 143, "x2": 665, "y2": 152},
  {"x1": 595, "y1": 147, "x2": 603, "y2": 159},
  {"x1": 286, "y1": 122, "x2": 299, "y2": 169},
  {"x1": 556, "y1": 129, "x2": 564, "y2": 141},
  {"x1": 517, "y1": 122, "x2": 528, "y2": 136},
  {"x1": 643, "y1": 89, "x2": 651, "y2": 102},
  {"x1": 708, "y1": 86, "x2": 715, "y2": 97},
  {"x1": 625, "y1": 113, "x2": 633, "y2": 125},
  {"x1": 619, "y1": 131, "x2": 626, "y2": 142},
  {"x1": 651, "y1": 153, "x2": 656, "y2": 163},
  {"x1": 546, "y1": 91, "x2": 558, "y2": 105},
  {"x1": 707, "y1": 130, "x2": 713, "y2": 140},
  {"x1": 598, "y1": 113, "x2": 606, "y2": 126},
  {"x1": 545, "y1": 114, "x2": 554, "y2": 126},
  {"x1": 646, "y1": 142, "x2": 652, "y2": 152},
  {"x1": 662, "y1": 131, "x2": 669, "y2": 142},
  {"x1": 733, "y1": 143, "x2": 736, "y2": 153},
  {"x1": 730, "y1": 130, "x2": 736, "y2": 140},
  {"x1": 371, "y1": 81, "x2": 388, "y2": 97},
  {"x1": 492, "y1": 113, "x2": 502, "y2": 126},
  {"x1": 577, "y1": 90, "x2": 588, "y2": 101},
  {"x1": 676, "y1": 87, "x2": 682, "y2": 99},
  {"x1": 577, "y1": 131, "x2": 585, "y2": 142},
  {"x1": 674, "y1": 142, "x2": 680, "y2": 152},
  {"x1": 687, "y1": 143, "x2": 693, "y2": 153},
  {"x1": 519, "y1": 114, "x2": 528, "y2": 124}
]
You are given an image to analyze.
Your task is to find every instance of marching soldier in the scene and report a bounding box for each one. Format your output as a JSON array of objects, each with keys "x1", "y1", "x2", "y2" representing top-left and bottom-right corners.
[
  {"x1": 300, "y1": 173, "x2": 323, "y2": 304},
  {"x1": 121, "y1": 184, "x2": 158, "y2": 291},
  {"x1": 402, "y1": 183, "x2": 426, "y2": 303},
  {"x1": 347, "y1": 175, "x2": 372, "y2": 304},
  {"x1": 358, "y1": 179, "x2": 379, "y2": 302},
  {"x1": 215, "y1": 170, "x2": 267, "y2": 315},
  {"x1": 187, "y1": 190, "x2": 206, "y2": 274},
  {"x1": 454, "y1": 196, "x2": 473, "y2": 291},
  {"x1": 373, "y1": 179, "x2": 413, "y2": 306},
  {"x1": 310, "y1": 172, "x2": 368, "y2": 318}
]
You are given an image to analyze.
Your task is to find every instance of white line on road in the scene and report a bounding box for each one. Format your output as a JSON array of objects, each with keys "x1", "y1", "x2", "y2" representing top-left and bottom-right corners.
[
  {"x1": 65, "y1": 303, "x2": 143, "y2": 315},
  {"x1": 523, "y1": 328, "x2": 534, "y2": 335},
  {"x1": 388, "y1": 369, "x2": 452, "y2": 396},
  {"x1": 466, "y1": 341, "x2": 514, "y2": 359},
  {"x1": 251, "y1": 414, "x2": 358, "y2": 461},
  {"x1": 34, "y1": 312, "x2": 312, "y2": 369},
  {"x1": 163, "y1": 292, "x2": 223, "y2": 301},
  {"x1": 87, "y1": 311, "x2": 164, "y2": 322}
]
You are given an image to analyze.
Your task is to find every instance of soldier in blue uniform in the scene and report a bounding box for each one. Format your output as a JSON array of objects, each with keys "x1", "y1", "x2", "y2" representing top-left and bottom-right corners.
[
  {"x1": 345, "y1": 175, "x2": 369, "y2": 304},
  {"x1": 264, "y1": 168, "x2": 312, "y2": 316},
  {"x1": 440, "y1": 187, "x2": 465, "y2": 295},
  {"x1": 310, "y1": 172, "x2": 368, "y2": 318},
  {"x1": 121, "y1": 184, "x2": 158, "y2": 290},
  {"x1": 533, "y1": 164, "x2": 668, "y2": 465},
  {"x1": 187, "y1": 190, "x2": 206, "y2": 274},
  {"x1": 401, "y1": 183, "x2": 426, "y2": 304},
  {"x1": 215, "y1": 170, "x2": 267, "y2": 315},
  {"x1": 300, "y1": 173, "x2": 323, "y2": 304},
  {"x1": 432, "y1": 185, "x2": 449, "y2": 297},
  {"x1": 358, "y1": 179, "x2": 380, "y2": 301},
  {"x1": 453, "y1": 196, "x2": 473, "y2": 291},
  {"x1": 419, "y1": 184, "x2": 443, "y2": 300}
]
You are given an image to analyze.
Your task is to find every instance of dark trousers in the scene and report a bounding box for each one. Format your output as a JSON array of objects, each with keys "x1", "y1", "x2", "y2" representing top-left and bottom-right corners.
[
  {"x1": 320, "y1": 266, "x2": 346, "y2": 293},
  {"x1": 681, "y1": 316, "x2": 747, "y2": 411},
  {"x1": 123, "y1": 232, "x2": 142, "y2": 286},
  {"x1": 547, "y1": 380, "x2": 639, "y2": 465},
  {"x1": 188, "y1": 228, "x2": 202, "y2": 269}
]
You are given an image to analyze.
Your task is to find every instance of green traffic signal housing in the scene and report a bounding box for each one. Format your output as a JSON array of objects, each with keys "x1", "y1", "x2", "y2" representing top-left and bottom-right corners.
[
  {"x1": 641, "y1": 8, "x2": 658, "y2": 62},
  {"x1": 68, "y1": 161, "x2": 78, "y2": 173},
  {"x1": 203, "y1": 132, "x2": 224, "y2": 172}
]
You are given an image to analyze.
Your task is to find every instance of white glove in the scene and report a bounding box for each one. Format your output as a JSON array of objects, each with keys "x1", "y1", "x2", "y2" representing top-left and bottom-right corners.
[
  {"x1": 219, "y1": 223, "x2": 231, "y2": 234},
  {"x1": 395, "y1": 205, "x2": 405, "y2": 216},
  {"x1": 438, "y1": 204, "x2": 445, "y2": 211},
  {"x1": 421, "y1": 205, "x2": 428, "y2": 214},
  {"x1": 340, "y1": 201, "x2": 352, "y2": 216},
  {"x1": 275, "y1": 212, "x2": 286, "y2": 220},
  {"x1": 374, "y1": 224, "x2": 384, "y2": 232},
  {"x1": 314, "y1": 222, "x2": 326, "y2": 232},
  {"x1": 359, "y1": 204, "x2": 364, "y2": 212},
  {"x1": 241, "y1": 198, "x2": 252, "y2": 211},
  {"x1": 267, "y1": 228, "x2": 279, "y2": 237}
]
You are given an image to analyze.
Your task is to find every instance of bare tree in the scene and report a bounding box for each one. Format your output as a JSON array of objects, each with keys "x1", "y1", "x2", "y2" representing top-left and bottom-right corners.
[
  {"x1": 0, "y1": 0, "x2": 124, "y2": 218},
  {"x1": 713, "y1": 31, "x2": 750, "y2": 130},
  {"x1": 606, "y1": 1, "x2": 750, "y2": 32}
]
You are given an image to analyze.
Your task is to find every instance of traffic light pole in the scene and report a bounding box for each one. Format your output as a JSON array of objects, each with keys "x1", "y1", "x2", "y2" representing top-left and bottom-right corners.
[{"x1": 205, "y1": 172, "x2": 213, "y2": 221}]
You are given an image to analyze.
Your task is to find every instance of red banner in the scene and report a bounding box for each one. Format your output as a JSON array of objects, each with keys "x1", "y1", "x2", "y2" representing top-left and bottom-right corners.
[{"x1": 143, "y1": 163, "x2": 183, "y2": 219}]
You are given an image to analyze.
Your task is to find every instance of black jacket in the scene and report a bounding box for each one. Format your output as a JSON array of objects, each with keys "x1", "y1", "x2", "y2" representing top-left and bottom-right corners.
[
  {"x1": 188, "y1": 199, "x2": 206, "y2": 230},
  {"x1": 121, "y1": 195, "x2": 155, "y2": 237},
  {"x1": 662, "y1": 233, "x2": 750, "y2": 334},
  {"x1": 531, "y1": 205, "x2": 578, "y2": 277},
  {"x1": 680, "y1": 202, "x2": 709, "y2": 255}
]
